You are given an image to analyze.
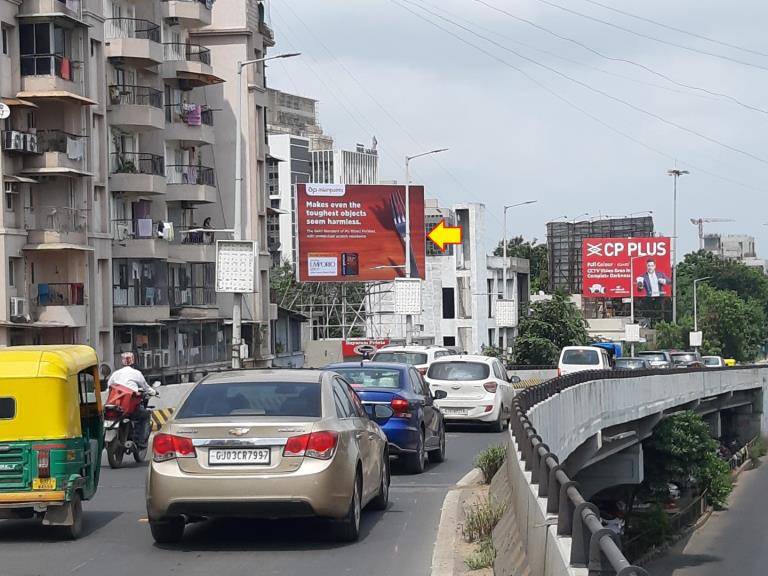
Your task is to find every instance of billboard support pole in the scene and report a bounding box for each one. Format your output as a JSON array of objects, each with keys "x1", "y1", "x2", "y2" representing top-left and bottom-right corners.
[
  {"x1": 630, "y1": 257, "x2": 635, "y2": 357},
  {"x1": 668, "y1": 168, "x2": 689, "y2": 324},
  {"x1": 405, "y1": 156, "x2": 413, "y2": 345}
]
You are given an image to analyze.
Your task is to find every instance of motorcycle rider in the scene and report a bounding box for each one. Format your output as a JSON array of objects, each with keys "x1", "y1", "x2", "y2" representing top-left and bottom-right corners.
[{"x1": 108, "y1": 352, "x2": 157, "y2": 449}]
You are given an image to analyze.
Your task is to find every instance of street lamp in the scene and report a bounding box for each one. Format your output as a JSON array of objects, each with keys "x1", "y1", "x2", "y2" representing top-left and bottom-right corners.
[
  {"x1": 404, "y1": 148, "x2": 448, "y2": 344},
  {"x1": 232, "y1": 52, "x2": 300, "y2": 369},
  {"x1": 501, "y1": 201, "x2": 536, "y2": 351},
  {"x1": 693, "y1": 276, "x2": 711, "y2": 351},
  {"x1": 667, "y1": 167, "x2": 689, "y2": 324}
]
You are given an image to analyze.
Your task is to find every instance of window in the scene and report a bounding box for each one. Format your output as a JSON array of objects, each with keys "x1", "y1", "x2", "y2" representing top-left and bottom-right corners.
[
  {"x1": 410, "y1": 369, "x2": 429, "y2": 397},
  {"x1": 4, "y1": 182, "x2": 16, "y2": 211},
  {"x1": 492, "y1": 361, "x2": 504, "y2": 380},
  {"x1": 2, "y1": 27, "x2": 8, "y2": 55},
  {"x1": 561, "y1": 349, "x2": 599, "y2": 366},
  {"x1": 339, "y1": 380, "x2": 366, "y2": 418},
  {"x1": 332, "y1": 379, "x2": 355, "y2": 419},
  {"x1": 177, "y1": 381, "x2": 322, "y2": 418},
  {"x1": 333, "y1": 368, "x2": 401, "y2": 389},
  {"x1": 0, "y1": 398, "x2": 15, "y2": 419},
  {"x1": 443, "y1": 336, "x2": 456, "y2": 347},
  {"x1": 371, "y1": 351, "x2": 428, "y2": 365},
  {"x1": 442, "y1": 287, "x2": 455, "y2": 319},
  {"x1": 8, "y1": 258, "x2": 15, "y2": 288},
  {"x1": 427, "y1": 361, "x2": 490, "y2": 381}
]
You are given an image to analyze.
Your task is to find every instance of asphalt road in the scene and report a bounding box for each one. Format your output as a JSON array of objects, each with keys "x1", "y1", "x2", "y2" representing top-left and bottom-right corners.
[
  {"x1": 0, "y1": 425, "x2": 504, "y2": 576},
  {"x1": 645, "y1": 459, "x2": 768, "y2": 576}
]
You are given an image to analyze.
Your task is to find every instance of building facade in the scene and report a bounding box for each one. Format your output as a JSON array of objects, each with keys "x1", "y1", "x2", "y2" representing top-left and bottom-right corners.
[
  {"x1": 266, "y1": 87, "x2": 331, "y2": 150},
  {"x1": 366, "y1": 202, "x2": 530, "y2": 353},
  {"x1": 1, "y1": 0, "x2": 274, "y2": 381},
  {"x1": 311, "y1": 143, "x2": 378, "y2": 185}
]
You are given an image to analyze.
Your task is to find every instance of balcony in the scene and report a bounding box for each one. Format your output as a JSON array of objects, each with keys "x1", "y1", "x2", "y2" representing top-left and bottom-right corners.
[
  {"x1": 112, "y1": 219, "x2": 169, "y2": 259},
  {"x1": 22, "y1": 130, "x2": 90, "y2": 177},
  {"x1": 162, "y1": 43, "x2": 223, "y2": 88},
  {"x1": 169, "y1": 286, "x2": 217, "y2": 309},
  {"x1": 18, "y1": 54, "x2": 94, "y2": 105},
  {"x1": 112, "y1": 285, "x2": 169, "y2": 324},
  {"x1": 165, "y1": 165, "x2": 217, "y2": 204},
  {"x1": 169, "y1": 227, "x2": 215, "y2": 262},
  {"x1": 25, "y1": 205, "x2": 87, "y2": 246},
  {"x1": 160, "y1": 0, "x2": 212, "y2": 27},
  {"x1": 19, "y1": 0, "x2": 82, "y2": 23},
  {"x1": 112, "y1": 343, "x2": 227, "y2": 373},
  {"x1": 109, "y1": 152, "x2": 166, "y2": 194},
  {"x1": 32, "y1": 282, "x2": 86, "y2": 327},
  {"x1": 164, "y1": 103, "x2": 215, "y2": 145},
  {"x1": 108, "y1": 85, "x2": 164, "y2": 131},
  {"x1": 105, "y1": 18, "x2": 163, "y2": 67}
]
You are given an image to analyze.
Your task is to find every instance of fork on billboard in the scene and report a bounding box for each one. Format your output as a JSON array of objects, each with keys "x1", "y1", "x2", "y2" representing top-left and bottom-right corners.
[{"x1": 390, "y1": 191, "x2": 418, "y2": 278}]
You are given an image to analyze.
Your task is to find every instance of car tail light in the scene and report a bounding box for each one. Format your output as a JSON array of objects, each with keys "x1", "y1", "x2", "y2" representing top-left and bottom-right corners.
[
  {"x1": 36, "y1": 449, "x2": 50, "y2": 478},
  {"x1": 557, "y1": 368, "x2": 562, "y2": 377},
  {"x1": 283, "y1": 431, "x2": 339, "y2": 460},
  {"x1": 483, "y1": 382, "x2": 498, "y2": 394},
  {"x1": 153, "y1": 433, "x2": 196, "y2": 462},
  {"x1": 390, "y1": 396, "x2": 411, "y2": 418}
]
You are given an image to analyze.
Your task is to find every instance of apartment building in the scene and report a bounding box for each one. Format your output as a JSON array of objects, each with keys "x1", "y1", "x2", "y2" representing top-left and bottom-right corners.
[
  {"x1": 0, "y1": 0, "x2": 112, "y2": 361},
  {"x1": 311, "y1": 142, "x2": 378, "y2": 185},
  {"x1": 1, "y1": 0, "x2": 275, "y2": 382}
]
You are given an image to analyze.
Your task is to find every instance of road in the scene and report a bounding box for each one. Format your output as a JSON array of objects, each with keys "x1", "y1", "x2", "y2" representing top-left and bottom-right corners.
[
  {"x1": 0, "y1": 425, "x2": 503, "y2": 576},
  {"x1": 645, "y1": 459, "x2": 768, "y2": 575}
]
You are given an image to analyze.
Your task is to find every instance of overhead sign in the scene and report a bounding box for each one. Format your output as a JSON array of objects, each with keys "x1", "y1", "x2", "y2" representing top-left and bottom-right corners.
[
  {"x1": 625, "y1": 324, "x2": 641, "y2": 343},
  {"x1": 215, "y1": 240, "x2": 256, "y2": 293},
  {"x1": 690, "y1": 331, "x2": 703, "y2": 347},
  {"x1": 296, "y1": 184, "x2": 426, "y2": 282},
  {"x1": 582, "y1": 237, "x2": 672, "y2": 299},
  {"x1": 341, "y1": 338, "x2": 390, "y2": 358},
  {"x1": 428, "y1": 219, "x2": 462, "y2": 252},
  {"x1": 393, "y1": 278, "x2": 422, "y2": 315}
]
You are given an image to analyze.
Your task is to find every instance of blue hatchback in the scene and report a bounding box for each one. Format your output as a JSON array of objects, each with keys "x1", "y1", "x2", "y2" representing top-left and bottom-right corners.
[{"x1": 327, "y1": 362, "x2": 447, "y2": 474}]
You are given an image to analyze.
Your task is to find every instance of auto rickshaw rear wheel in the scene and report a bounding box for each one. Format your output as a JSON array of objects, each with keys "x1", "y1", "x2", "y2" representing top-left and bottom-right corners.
[{"x1": 60, "y1": 494, "x2": 83, "y2": 540}]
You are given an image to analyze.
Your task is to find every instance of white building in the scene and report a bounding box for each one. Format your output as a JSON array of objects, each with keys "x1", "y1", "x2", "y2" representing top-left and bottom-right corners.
[
  {"x1": 311, "y1": 143, "x2": 378, "y2": 185},
  {"x1": 704, "y1": 233, "x2": 757, "y2": 260},
  {"x1": 366, "y1": 202, "x2": 530, "y2": 353}
]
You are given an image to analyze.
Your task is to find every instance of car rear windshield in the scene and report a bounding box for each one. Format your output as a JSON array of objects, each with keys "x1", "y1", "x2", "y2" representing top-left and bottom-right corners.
[
  {"x1": 372, "y1": 351, "x2": 429, "y2": 365},
  {"x1": 0, "y1": 398, "x2": 15, "y2": 419},
  {"x1": 638, "y1": 352, "x2": 666, "y2": 362},
  {"x1": 615, "y1": 359, "x2": 645, "y2": 369},
  {"x1": 334, "y1": 368, "x2": 401, "y2": 389},
  {"x1": 427, "y1": 362, "x2": 490, "y2": 381},
  {"x1": 703, "y1": 357, "x2": 721, "y2": 366},
  {"x1": 672, "y1": 354, "x2": 696, "y2": 363},
  {"x1": 561, "y1": 349, "x2": 599, "y2": 365},
  {"x1": 177, "y1": 382, "x2": 321, "y2": 419}
]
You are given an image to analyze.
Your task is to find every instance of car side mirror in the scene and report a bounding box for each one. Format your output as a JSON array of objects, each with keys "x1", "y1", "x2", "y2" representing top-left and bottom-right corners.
[
  {"x1": 433, "y1": 390, "x2": 448, "y2": 400},
  {"x1": 508, "y1": 375, "x2": 521, "y2": 384},
  {"x1": 364, "y1": 404, "x2": 394, "y2": 424}
]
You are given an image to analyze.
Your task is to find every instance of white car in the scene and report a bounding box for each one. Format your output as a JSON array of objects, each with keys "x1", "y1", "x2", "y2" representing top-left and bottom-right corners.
[
  {"x1": 424, "y1": 355, "x2": 515, "y2": 431},
  {"x1": 371, "y1": 345, "x2": 453, "y2": 375},
  {"x1": 558, "y1": 346, "x2": 612, "y2": 376},
  {"x1": 702, "y1": 355, "x2": 724, "y2": 368}
]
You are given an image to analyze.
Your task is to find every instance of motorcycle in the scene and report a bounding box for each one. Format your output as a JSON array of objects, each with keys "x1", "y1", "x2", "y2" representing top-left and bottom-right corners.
[{"x1": 104, "y1": 382, "x2": 160, "y2": 468}]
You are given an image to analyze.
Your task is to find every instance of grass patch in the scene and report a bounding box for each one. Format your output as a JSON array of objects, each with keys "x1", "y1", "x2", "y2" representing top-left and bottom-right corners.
[
  {"x1": 750, "y1": 437, "x2": 767, "y2": 466},
  {"x1": 462, "y1": 496, "x2": 506, "y2": 543},
  {"x1": 465, "y1": 538, "x2": 496, "y2": 571},
  {"x1": 475, "y1": 444, "x2": 506, "y2": 484}
]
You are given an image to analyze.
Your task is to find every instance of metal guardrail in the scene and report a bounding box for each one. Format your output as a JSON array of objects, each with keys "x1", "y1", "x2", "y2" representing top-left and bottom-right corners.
[
  {"x1": 508, "y1": 365, "x2": 761, "y2": 576},
  {"x1": 728, "y1": 435, "x2": 760, "y2": 471}
]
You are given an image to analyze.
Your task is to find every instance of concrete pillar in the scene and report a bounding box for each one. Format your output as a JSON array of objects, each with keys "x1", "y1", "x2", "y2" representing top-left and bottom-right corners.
[
  {"x1": 703, "y1": 412, "x2": 722, "y2": 438},
  {"x1": 575, "y1": 443, "x2": 644, "y2": 500}
]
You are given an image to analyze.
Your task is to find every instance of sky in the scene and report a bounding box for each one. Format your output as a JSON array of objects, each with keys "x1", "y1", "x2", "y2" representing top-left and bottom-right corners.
[{"x1": 264, "y1": 0, "x2": 768, "y2": 257}]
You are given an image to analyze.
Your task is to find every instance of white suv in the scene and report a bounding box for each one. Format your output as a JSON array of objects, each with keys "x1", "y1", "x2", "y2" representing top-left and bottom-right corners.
[{"x1": 371, "y1": 345, "x2": 452, "y2": 375}]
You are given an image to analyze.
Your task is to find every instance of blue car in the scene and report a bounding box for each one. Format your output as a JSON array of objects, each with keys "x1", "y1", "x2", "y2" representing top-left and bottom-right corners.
[{"x1": 327, "y1": 362, "x2": 447, "y2": 474}]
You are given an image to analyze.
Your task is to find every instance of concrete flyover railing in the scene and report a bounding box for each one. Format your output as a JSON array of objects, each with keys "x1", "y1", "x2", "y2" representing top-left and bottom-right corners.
[{"x1": 505, "y1": 365, "x2": 768, "y2": 576}]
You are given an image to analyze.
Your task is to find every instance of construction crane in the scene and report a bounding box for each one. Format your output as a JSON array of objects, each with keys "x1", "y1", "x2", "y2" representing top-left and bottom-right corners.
[{"x1": 690, "y1": 218, "x2": 735, "y2": 250}]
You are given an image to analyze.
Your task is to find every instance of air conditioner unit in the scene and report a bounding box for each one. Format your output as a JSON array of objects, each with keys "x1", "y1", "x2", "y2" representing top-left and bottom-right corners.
[
  {"x1": 10, "y1": 297, "x2": 26, "y2": 319},
  {"x1": 2, "y1": 131, "x2": 24, "y2": 151},
  {"x1": 24, "y1": 134, "x2": 39, "y2": 153},
  {"x1": 138, "y1": 351, "x2": 153, "y2": 370},
  {"x1": 161, "y1": 349, "x2": 171, "y2": 368}
]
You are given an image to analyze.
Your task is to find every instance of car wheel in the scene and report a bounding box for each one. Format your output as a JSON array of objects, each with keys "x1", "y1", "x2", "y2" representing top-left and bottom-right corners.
[
  {"x1": 490, "y1": 408, "x2": 504, "y2": 433},
  {"x1": 429, "y1": 422, "x2": 446, "y2": 463},
  {"x1": 334, "y1": 473, "x2": 362, "y2": 542},
  {"x1": 405, "y1": 430, "x2": 426, "y2": 474},
  {"x1": 150, "y1": 517, "x2": 185, "y2": 544},
  {"x1": 369, "y1": 454, "x2": 390, "y2": 511},
  {"x1": 60, "y1": 494, "x2": 83, "y2": 540}
]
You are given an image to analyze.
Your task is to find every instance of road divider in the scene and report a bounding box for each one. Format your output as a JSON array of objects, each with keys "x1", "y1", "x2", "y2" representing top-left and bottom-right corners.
[{"x1": 151, "y1": 408, "x2": 174, "y2": 432}]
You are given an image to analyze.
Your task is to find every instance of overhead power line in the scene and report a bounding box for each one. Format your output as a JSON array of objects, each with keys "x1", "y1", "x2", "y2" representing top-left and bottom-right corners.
[
  {"x1": 400, "y1": 0, "x2": 768, "y2": 166},
  {"x1": 387, "y1": 0, "x2": 768, "y2": 195},
  {"x1": 471, "y1": 0, "x2": 768, "y2": 116},
  {"x1": 579, "y1": 0, "x2": 768, "y2": 58},
  {"x1": 530, "y1": 0, "x2": 768, "y2": 73}
]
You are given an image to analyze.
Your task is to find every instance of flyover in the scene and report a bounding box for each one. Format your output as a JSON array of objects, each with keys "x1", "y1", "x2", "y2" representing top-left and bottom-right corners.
[{"x1": 493, "y1": 366, "x2": 768, "y2": 576}]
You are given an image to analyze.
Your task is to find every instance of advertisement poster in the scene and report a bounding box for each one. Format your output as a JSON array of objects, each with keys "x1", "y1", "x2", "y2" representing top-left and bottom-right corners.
[
  {"x1": 297, "y1": 183, "x2": 426, "y2": 282},
  {"x1": 341, "y1": 338, "x2": 391, "y2": 358},
  {"x1": 582, "y1": 237, "x2": 672, "y2": 298}
]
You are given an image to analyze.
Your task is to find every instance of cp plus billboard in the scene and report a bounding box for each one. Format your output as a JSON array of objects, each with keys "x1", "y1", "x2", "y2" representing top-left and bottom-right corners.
[
  {"x1": 296, "y1": 183, "x2": 426, "y2": 282},
  {"x1": 582, "y1": 237, "x2": 672, "y2": 298}
]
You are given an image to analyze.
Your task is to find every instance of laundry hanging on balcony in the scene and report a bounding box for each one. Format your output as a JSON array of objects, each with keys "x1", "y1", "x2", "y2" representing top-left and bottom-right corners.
[
  {"x1": 66, "y1": 136, "x2": 83, "y2": 160},
  {"x1": 182, "y1": 103, "x2": 202, "y2": 126}
]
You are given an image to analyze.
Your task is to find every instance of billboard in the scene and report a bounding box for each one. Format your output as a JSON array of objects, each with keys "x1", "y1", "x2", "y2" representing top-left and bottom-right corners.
[
  {"x1": 296, "y1": 183, "x2": 426, "y2": 282},
  {"x1": 341, "y1": 338, "x2": 390, "y2": 358},
  {"x1": 582, "y1": 237, "x2": 672, "y2": 298}
]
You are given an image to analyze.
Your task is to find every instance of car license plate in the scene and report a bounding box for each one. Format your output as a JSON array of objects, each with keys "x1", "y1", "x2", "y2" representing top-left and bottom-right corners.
[
  {"x1": 208, "y1": 448, "x2": 271, "y2": 466},
  {"x1": 443, "y1": 408, "x2": 468, "y2": 416},
  {"x1": 32, "y1": 478, "x2": 56, "y2": 490}
]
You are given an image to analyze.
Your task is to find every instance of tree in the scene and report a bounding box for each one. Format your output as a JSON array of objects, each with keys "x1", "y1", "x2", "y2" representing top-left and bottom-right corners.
[
  {"x1": 494, "y1": 236, "x2": 549, "y2": 294},
  {"x1": 643, "y1": 411, "x2": 732, "y2": 507},
  {"x1": 512, "y1": 293, "x2": 589, "y2": 365}
]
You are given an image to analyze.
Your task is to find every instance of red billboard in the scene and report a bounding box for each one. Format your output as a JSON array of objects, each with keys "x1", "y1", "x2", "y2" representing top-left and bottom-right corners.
[
  {"x1": 582, "y1": 237, "x2": 672, "y2": 298},
  {"x1": 341, "y1": 338, "x2": 391, "y2": 358},
  {"x1": 296, "y1": 183, "x2": 426, "y2": 282}
]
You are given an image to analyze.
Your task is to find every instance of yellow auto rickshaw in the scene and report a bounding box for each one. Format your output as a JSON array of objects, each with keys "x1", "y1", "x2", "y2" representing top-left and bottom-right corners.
[
  {"x1": 0, "y1": 345, "x2": 103, "y2": 539},
  {"x1": 724, "y1": 358, "x2": 737, "y2": 367}
]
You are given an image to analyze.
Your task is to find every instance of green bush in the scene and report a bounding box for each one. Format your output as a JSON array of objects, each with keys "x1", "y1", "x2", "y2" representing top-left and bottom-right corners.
[
  {"x1": 634, "y1": 504, "x2": 672, "y2": 550},
  {"x1": 749, "y1": 437, "x2": 767, "y2": 466},
  {"x1": 475, "y1": 444, "x2": 507, "y2": 484},
  {"x1": 462, "y1": 496, "x2": 506, "y2": 543},
  {"x1": 465, "y1": 538, "x2": 496, "y2": 571}
]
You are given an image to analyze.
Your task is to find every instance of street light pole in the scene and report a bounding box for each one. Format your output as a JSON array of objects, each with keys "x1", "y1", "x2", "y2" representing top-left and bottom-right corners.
[
  {"x1": 403, "y1": 148, "x2": 448, "y2": 345},
  {"x1": 502, "y1": 201, "x2": 536, "y2": 352},
  {"x1": 232, "y1": 52, "x2": 300, "y2": 369},
  {"x1": 667, "y1": 168, "x2": 689, "y2": 324},
  {"x1": 693, "y1": 276, "x2": 711, "y2": 352}
]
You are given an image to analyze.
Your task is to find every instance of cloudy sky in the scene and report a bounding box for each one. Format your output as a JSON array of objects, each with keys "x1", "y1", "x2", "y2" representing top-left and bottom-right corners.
[{"x1": 265, "y1": 0, "x2": 768, "y2": 256}]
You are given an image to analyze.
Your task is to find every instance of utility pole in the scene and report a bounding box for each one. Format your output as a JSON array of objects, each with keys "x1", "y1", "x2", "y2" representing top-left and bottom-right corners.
[
  {"x1": 502, "y1": 201, "x2": 536, "y2": 351},
  {"x1": 667, "y1": 168, "x2": 689, "y2": 324}
]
